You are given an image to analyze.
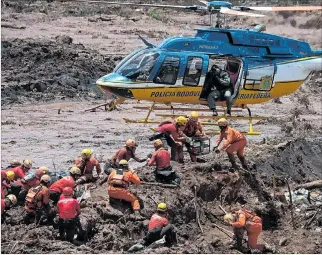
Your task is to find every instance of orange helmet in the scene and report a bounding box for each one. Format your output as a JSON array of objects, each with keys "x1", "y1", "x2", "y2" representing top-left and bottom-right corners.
[
  {"x1": 22, "y1": 159, "x2": 32, "y2": 169},
  {"x1": 39, "y1": 166, "x2": 49, "y2": 174},
  {"x1": 10, "y1": 159, "x2": 21, "y2": 167},
  {"x1": 217, "y1": 118, "x2": 228, "y2": 127},
  {"x1": 125, "y1": 139, "x2": 137, "y2": 148},
  {"x1": 153, "y1": 139, "x2": 163, "y2": 147}
]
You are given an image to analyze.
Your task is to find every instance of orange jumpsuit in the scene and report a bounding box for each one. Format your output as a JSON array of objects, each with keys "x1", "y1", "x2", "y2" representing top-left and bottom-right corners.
[
  {"x1": 75, "y1": 156, "x2": 102, "y2": 182},
  {"x1": 216, "y1": 127, "x2": 246, "y2": 156},
  {"x1": 107, "y1": 169, "x2": 141, "y2": 211},
  {"x1": 232, "y1": 209, "x2": 263, "y2": 249}
]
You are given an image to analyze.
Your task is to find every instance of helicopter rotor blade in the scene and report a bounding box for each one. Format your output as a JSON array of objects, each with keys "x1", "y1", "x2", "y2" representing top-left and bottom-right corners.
[
  {"x1": 220, "y1": 7, "x2": 265, "y2": 17},
  {"x1": 239, "y1": 6, "x2": 322, "y2": 12},
  {"x1": 69, "y1": 0, "x2": 198, "y2": 10}
]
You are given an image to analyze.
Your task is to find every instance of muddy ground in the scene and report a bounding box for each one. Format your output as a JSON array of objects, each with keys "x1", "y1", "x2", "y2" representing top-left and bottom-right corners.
[{"x1": 1, "y1": 0, "x2": 322, "y2": 254}]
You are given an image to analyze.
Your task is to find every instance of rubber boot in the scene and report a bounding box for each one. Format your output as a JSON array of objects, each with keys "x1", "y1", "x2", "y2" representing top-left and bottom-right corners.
[
  {"x1": 170, "y1": 146, "x2": 177, "y2": 161},
  {"x1": 238, "y1": 155, "x2": 249, "y2": 170},
  {"x1": 177, "y1": 145, "x2": 184, "y2": 164},
  {"x1": 227, "y1": 153, "x2": 238, "y2": 169},
  {"x1": 226, "y1": 96, "x2": 232, "y2": 116}
]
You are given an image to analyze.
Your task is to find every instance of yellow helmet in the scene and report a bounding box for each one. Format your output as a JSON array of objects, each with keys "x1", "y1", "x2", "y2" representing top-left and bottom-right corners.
[
  {"x1": 22, "y1": 159, "x2": 32, "y2": 168},
  {"x1": 217, "y1": 118, "x2": 228, "y2": 127},
  {"x1": 224, "y1": 213, "x2": 234, "y2": 223},
  {"x1": 176, "y1": 116, "x2": 187, "y2": 126},
  {"x1": 157, "y1": 203, "x2": 167, "y2": 211},
  {"x1": 190, "y1": 111, "x2": 199, "y2": 118},
  {"x1": 6, "y1": 171, "x2": 15, "y2": 181},
  {"x1": 6, "y1": 194, "x2": 17, "y2": 205},
  {"x1": 11, "y1": 159, "x2": 21, "y2": 167},
  {"x1": 153, "y1": 139, "x2": 163, "y2": 147},
  {"x1": 119, "y1": 159, "x2": 128, "y2": 166},
  {"x1": 81, "y1": 149, "x2": 92, "y2": 157},
  {"x1": 70, "y1": 166, "x2": 81, "y2": 175},
  {"x1": 39, "y1": 166, "x2": 49, "y2": 173},
  {"x1": 125, "y1": 139, "x2": 137, "y2": 148},
  {"x1": 40, "y1": 174, "x2": 51, "y2": 183}
]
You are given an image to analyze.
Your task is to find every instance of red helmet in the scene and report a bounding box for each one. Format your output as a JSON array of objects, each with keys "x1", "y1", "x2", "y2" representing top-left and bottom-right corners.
[{"x1": 63, "y1": 187, "x2": 73, "y2": 197}]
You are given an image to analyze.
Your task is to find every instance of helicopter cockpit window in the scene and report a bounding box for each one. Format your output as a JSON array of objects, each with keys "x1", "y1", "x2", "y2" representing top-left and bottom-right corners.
[
  {"x1": 117, "y1": 50, "x2": 160, "y2": 81},
  {"x1": 154, "y1": 56, "x2": 180, "y2": 85},
  {"x1": 183, "y1": 57, "x2": 203, "y2": 86}
]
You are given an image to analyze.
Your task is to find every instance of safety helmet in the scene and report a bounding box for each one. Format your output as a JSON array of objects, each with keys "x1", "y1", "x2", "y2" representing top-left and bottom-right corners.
[
  {"x1": 70, "y1": 166, "x2": 81, "y2": 175},
  {"x1": 11, "y1": 159, "x2": 21, "y2": 167},
  {"x1": 153, "y1": 139, "x2": 163, "y2": 147},
  {"x1": 157, "y1": 203, "x2": 167, "y2": 212},
  {"x1": 6, "y1": 171, "x2": 15, "y2": 181},
  {"x1": 6, "y1": 194, "x2": 17, "y2": 205},
  {"x1": 119, "y1": 160, "x2": 128, "y2": 166},
  {"x1": 39, "y1": 166, "x2": 49, "y2": 174},
  {"x1": 35, "y1": 169, "x2": 45, "y2": 179},
  {"x1": 190, "y1": 111, "x2": 199, "y2": 118},
  {"x1": 176, "y1": 116, "x2": 187, "y2": 126},
  {"x1": 63, "y1": 187, "x2": 74, "y2": 197},
  {"x1": 217, "y1": 118, "x2": 228, "y2": 127},
  {"x1": 125, "y1": 139, "x2": 137, "y2": 148},
  {"x1": 81, "y1": 148, "x2": 93, "y2": 157},
  {"x1": 40, "y1": 174, "x2": 51, "y2": 184},
  {"x1": 224, "y1": 213, "x2": 234, "y2": 223},
  {"x1": 22, "y1": 159, "x2": 32, "y2": 169}
]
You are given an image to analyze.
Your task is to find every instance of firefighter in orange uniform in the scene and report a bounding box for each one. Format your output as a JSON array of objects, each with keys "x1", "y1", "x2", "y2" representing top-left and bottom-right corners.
[
  {"x1": 107, "y1": 160, "x2": 141, "y2": 216},
  {"x1": 24, "y1": 174, "x2": 52, "y2": 224},
  {"x1": 57, "y1": 187, "x2": 81, "y2": 243},
  {"x1": 1, "y1": 194, "x2": 17, "y2": 221},
  {"x1": 214, "y1": 118, "x2": 249, "y2": 170},
  {"x1": 75, "y1": 149, "x2": 102, "y2": 184},
  {"x1": 224, "y1": 208, "x2": 264, "y2": 251},
  {"x1": 10, "y1": 159, "x2": 32, "y2": 179},
  {"x1": 1, "y1": 171, "x2": 15, "y2": 199}
]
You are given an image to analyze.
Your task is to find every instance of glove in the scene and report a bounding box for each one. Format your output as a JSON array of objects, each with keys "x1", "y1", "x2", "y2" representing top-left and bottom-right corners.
[
  {"x1": 212, "y1": 146, "x2": 218, "y2": 151},
  {"x1": 215, "y1": 149, "x2": 221, "y2": 154},
  {"x1": 147, "y1": 153, "x2": 152, "y2": 159}
]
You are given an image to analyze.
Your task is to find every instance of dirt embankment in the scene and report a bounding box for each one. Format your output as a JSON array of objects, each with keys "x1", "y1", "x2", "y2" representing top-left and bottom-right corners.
[{"x1": 1, "y1": 38, "x2": 122, "y2": 106}]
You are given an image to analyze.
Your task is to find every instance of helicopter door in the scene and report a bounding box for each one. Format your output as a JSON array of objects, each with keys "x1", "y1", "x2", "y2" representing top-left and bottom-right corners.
[{"x1": 243, "y1": 59, "x2": 277, "y2": 92}]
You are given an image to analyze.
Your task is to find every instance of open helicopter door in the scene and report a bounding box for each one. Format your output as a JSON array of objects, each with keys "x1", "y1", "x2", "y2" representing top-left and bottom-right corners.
[{"x1": 242, "y1": 58, "x2": 277, "y2": 93}]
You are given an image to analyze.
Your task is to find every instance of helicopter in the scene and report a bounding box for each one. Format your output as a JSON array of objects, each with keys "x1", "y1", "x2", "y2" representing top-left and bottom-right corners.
[{"x1": 83, "y1": 0, "x2": 322, "y2": 134}]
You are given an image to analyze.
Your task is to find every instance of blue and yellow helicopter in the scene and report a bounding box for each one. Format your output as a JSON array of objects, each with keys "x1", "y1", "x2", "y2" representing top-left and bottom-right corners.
[{"x1": 79, "y1": 0, "x2": 322, "y2": 134}]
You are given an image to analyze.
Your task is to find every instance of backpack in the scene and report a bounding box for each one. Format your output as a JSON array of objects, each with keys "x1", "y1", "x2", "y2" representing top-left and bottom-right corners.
[{"x1": 25, "y1": 185, "x2": 42, "y2": 205}]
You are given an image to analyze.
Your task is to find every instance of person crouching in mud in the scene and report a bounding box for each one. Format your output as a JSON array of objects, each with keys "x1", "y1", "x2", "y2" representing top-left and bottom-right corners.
[{"x1": 147, "y1": 139, "x2": 180, "y2": 185}]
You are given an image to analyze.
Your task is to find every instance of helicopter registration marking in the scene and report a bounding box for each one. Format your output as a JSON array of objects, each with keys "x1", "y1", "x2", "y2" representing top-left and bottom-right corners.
[
  {"x1": 237, "y1": 92, "x2": 271, "y2": 99},
  {"x1": 150, "y1": 91, "x2": 201, "y2": 97}
]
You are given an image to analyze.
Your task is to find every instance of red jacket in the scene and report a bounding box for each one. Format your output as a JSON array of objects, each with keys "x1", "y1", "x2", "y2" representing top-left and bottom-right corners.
[
  {"x1": 57, "y1": 197, "x2": 80, "y2": 219},
  {"x1": 49, "y1": 176, "x2": 75, "y2": 194},
  {"x1": 156, "y1": 123, "x2": 181, "y2": 141},
  {"x1": 148, "y1": 213, "x2": 169, "y2": 231},
  {"x1": 9, "y1": 166, "x2": 27, "y2": 179},
  {"x1": 148, "y1": 148, "x2": 171, "y2": 168}
]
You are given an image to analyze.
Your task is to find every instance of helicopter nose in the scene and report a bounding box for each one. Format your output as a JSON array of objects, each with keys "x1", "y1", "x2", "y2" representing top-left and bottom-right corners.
[{"x1": 96, "y1": 73, "x2": 131, "y2": 84}]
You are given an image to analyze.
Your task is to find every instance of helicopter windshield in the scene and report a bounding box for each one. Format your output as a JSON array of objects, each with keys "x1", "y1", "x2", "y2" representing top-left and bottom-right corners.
[{"x1": 117, "y1": 50, "x2": 160, "y2": 81}]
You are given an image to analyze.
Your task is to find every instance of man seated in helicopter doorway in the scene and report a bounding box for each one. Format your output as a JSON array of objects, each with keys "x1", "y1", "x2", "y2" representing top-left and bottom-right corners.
[{"x1": 205, "y1": 64, "x2": 233, "y2": 116}]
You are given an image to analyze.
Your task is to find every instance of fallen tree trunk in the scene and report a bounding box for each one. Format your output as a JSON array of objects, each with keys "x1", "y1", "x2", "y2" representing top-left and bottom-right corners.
[{"x1": 295, "y1": 180, "x2": 322, "y2": 190}]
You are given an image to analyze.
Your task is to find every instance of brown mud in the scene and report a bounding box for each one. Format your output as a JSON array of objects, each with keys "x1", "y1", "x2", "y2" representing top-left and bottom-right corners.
[{"x1": 1, "y1": 0, "x2": 322, "y2": 254}]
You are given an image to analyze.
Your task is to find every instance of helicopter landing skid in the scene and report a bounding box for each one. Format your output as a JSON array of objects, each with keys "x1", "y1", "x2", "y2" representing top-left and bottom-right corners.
[{"x1": 107, "y1": 97, "x2": 125, "y2": 111}]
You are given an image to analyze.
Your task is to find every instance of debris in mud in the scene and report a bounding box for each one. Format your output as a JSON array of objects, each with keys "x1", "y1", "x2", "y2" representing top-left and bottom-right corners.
[{"x1": 1, "y1": 38, "x2": 119, "y2": 106}]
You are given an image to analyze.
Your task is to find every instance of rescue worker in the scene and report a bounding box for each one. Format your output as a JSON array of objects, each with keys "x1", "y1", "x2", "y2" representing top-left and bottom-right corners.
[
  {"x1": 75, "y1": 149, "x2": 102, "y2": 184},
  {"x1": 224, "y1": 208, "x2": 264, "y2": 251},
  {"x1": 142, "y1": 203, "x2": 177, "y2": 247},
  {"x1": 147, "y1": 139, "x2": 180, "y2": 185},
  {"x1": 24, "y1": 174, "x2": 51, "y2": 225},
  {"x1": 205, "y1": 64, "x2": 232, "y2": 116},
  {"x1": 10, "y1": 159, "x2": 32, "y2": 179},
  {"x1": 5, "y1": 159, "x2": 21, "y2": 169},
  {"x1": 57, "y1": 187, "x2": 81, "y2": 243},
  {"x1": 154, "y1": 116, "x2": 188, "y2": 163},
  {"x1": 213, "y1": 118, "x2": 249, "y2": 170},
  {"x1": 1, "y1": 171, "x2": 15, "y2": 199},
  {"x1": 49, "y1": 167, "x2": 81, "y2": 204},
  {"x1": 1, "y1": 194, "x2": 17, "y2": 222},
  {"x1": 105, "y1": 139, "x2": 146, "y2": 175},
  {"x1": 18, "y1": 168, "x2": 46, "y2": 203},
  {"x1": 183, "y1": 111, "x2": 206, "y2": 163},
  {"x1": 107, "y1": 160, "x2": 141, "y2": 215}
]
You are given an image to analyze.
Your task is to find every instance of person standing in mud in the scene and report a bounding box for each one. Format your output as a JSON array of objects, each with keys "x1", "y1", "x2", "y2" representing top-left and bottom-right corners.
[
  {"x1": 107, "y1": 160, "x2": 142, "y2": 217},
  {"x1": 213, "y1": 118, "x2": 249, "y2": 170},
  {"x1": 57, "y1": 187, "x2": 81, "y2": 243},
  {"x1": 24, "y1": 174, "x2": 52, "y2": 225},
  {"x1": 147, "y1": 139, "x2": 180, "y2": 185},
  {"x1": 49, "y1": 167, "x2": 81, "y2": 204},
  {"x1": 183, "y1": 111, "x2": 207, "y2": 163},
  {"x1": 154, "y1": 116, "x2": 188, "y2": 163},
  {"x1": 104, "y1": 139, "x2": 146, "y2": 175},
  {"x1": 75, "y1": 149, "x2": 103, "y2": 184}
]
